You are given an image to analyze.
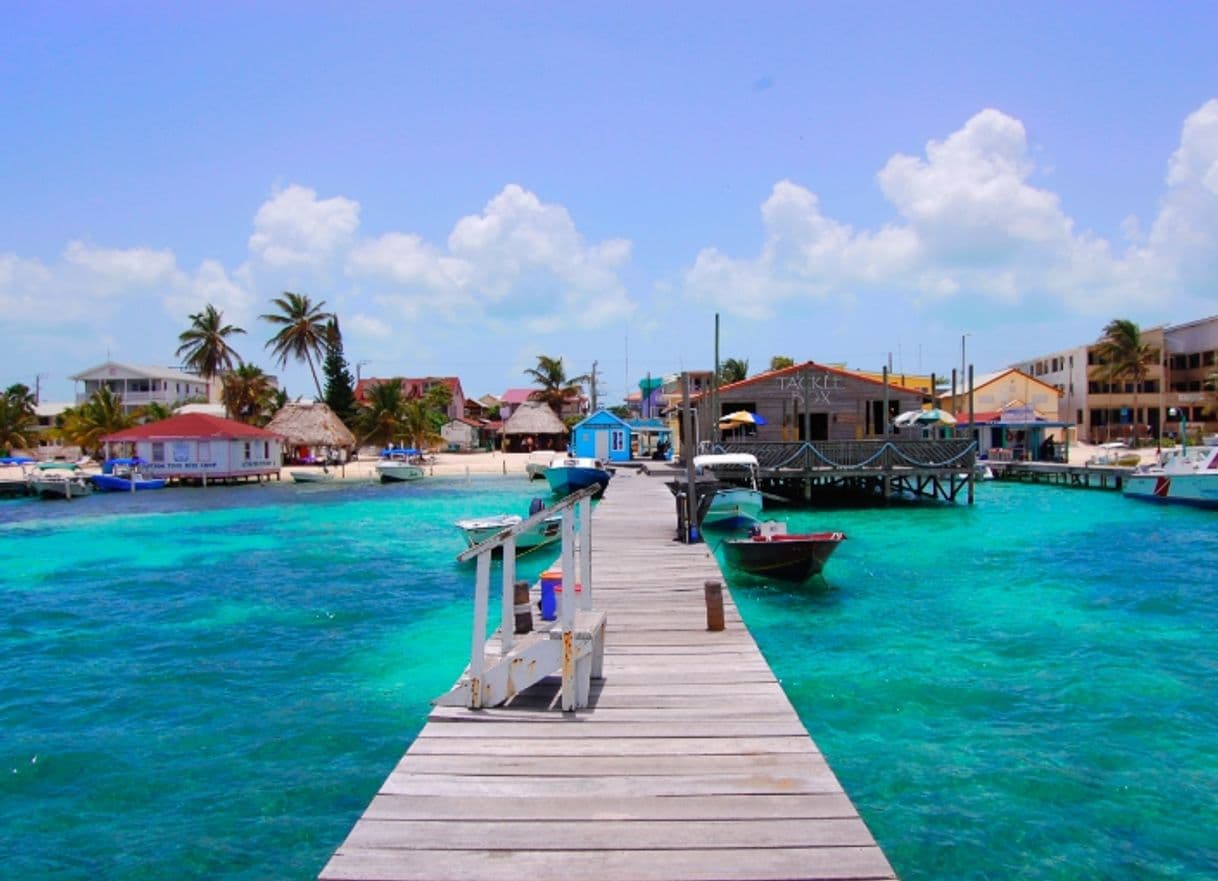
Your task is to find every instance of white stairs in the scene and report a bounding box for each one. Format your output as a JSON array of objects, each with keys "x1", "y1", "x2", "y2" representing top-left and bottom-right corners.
[{"x1": 434, "y1": 486, "x2": 605, "y2": 712}]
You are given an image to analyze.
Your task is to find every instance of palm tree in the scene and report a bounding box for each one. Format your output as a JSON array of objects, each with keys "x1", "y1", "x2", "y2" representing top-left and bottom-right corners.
[
  {"x1": 260, "y1": 292, "x2": 332, "y2": 399},
  {"x1": 221, "y1": 364, "x2": 275, "y2": 425},
  {"x1": 355, "y1": 379, "x2": 408, "y2": 448},
  {"x1": 524, "y1": 355, "x2": 589, "y2": 416},
  {"x1": 138, "y1": 402, "x2": 173, "y2": 423},
  {"x1": 1092, "y1": 319, "x2": 1159, "y2": 443},
  {"x1": 0, "y1": 383, "x2": 37, "y2": 452},
  {"x1": 400, "y1": 398, "x2": 443, "y2": 452},
  {"x1": 770, "y1": 355, "x2": 795, "y2": 371},
  {"x1": 176, "y1": 304, "x2": 246, "y2": 384},
  {"x1": 57, "y1": 387, "x2": 136, "y2": 456},
  {"x1": 720, "y1": 357, "x2": 749, "y2": 384}
]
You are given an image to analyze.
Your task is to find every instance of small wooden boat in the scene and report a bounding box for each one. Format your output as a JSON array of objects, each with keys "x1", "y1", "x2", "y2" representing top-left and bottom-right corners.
[
  {"x1": 288, "y1": 468, "x2": 335, "y2": 484},
  {"x1": 722, "y1": 521, "x2": 846, "y2": 581}
]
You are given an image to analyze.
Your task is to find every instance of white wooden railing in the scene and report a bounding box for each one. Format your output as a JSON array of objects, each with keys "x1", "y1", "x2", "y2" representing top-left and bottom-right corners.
[{"x1": 452, "y1": 484, "x2": 599, "y2": 709}]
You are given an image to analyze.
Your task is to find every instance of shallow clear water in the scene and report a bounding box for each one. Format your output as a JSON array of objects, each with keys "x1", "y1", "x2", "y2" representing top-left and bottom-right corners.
[
  {"x1": 3, "y1": 478, "x2": 1217, "y2": 879},
  {"x1": 713, "y1": 483, "x2": 1218, "y2": 880}
]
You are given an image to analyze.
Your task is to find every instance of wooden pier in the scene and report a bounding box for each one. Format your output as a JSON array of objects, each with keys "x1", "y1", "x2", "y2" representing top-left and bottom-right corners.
[
  {"x1": 715, "y1": 439, "x2": 976, "y2": 504},
  {"x1": 988, "y1": 461, "x2": 1132, "y2": 490},
  {"x1": 319, "y1": 470, "x2": 896, "y2": 881}
]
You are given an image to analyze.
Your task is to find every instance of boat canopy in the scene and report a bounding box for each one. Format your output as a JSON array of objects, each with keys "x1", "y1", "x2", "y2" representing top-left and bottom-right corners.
[{"x1": 693, "y1": 453, "x2": 759, "y2": 470}]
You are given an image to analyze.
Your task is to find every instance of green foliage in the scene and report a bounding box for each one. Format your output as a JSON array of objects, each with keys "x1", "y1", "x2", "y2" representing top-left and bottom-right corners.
[
  {"x1": 260, "y1": 291, "x2": 333, "y2": 399},
  {"x1": 222, "y1": 364, "x2": 276, "y2": 425},
  {"x1": 355, "y1": 379, "x2": 408, "y2": 448},
  {"x1": 321, "y1": 317, "x2": 357, "y2": 423},
  {"x1": 0, "y1": 383, "x2": 37, "y2": 451},
  {"x1": 138, "y1": 402, "x2": 173, "y2": 423},
  {"x1": 608, "y1": 404, "x2": 631, "y2": 419},
  {"x1": 176, "y1": 304, "x2": 245, "y2": 379},
  {"x1": 769, "y1": 355, "x2": 795, "y2": 371},
  {"x1": 524, "y1": 355, "x2": 589, "y2": 415},
  {"x1": 57, "y1": 387, "x2": 136, "y2": 454},
  {"x1": 1092, "y1": 319, "x2": 1159, "y2": 440},
  {"x1": 719, "y1": 357, "x2": 749, "y2": 384}
]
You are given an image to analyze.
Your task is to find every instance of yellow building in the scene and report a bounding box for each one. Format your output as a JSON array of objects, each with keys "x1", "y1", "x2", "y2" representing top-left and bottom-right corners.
[{"x1": 939, "y1": 367, "x2": 1062, "y2": 421}]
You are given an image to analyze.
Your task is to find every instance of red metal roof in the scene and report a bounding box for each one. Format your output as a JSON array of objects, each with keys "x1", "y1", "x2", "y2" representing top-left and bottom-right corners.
[
  {"x1": 102, "y1": 413, "x2": 285, "y2": 442},
  {"x1": 695, "y1": 360, "x2": 928, "y2": 399}
]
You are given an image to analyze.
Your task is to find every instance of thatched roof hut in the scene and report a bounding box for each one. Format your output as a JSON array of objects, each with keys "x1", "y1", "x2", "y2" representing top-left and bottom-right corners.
[
  {"x1": 501, "y1": 400, "x2": 568, "y2": 452},
  {"x1": 265, "y1": 401, "x2": 356, "y2": 453}
]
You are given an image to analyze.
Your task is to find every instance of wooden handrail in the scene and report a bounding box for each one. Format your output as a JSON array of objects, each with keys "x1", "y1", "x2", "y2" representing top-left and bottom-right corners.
[{"x1": 455, "y1": 482, "x2": 600, "y2": 563}]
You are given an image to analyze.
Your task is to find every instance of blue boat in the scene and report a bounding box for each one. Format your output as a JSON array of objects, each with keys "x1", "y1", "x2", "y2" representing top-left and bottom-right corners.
[
  {"x1": 544, "y1": 456, "x2": 612, "y2": 498},
  {"x1": 90, "y1": 457, "x2": 167, "y2": 492}
]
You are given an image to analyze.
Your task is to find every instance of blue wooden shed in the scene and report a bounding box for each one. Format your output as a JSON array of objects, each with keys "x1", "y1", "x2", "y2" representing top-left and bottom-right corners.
[{"x1": 570, "y1": 409, "x2": 633, "y2": 462}]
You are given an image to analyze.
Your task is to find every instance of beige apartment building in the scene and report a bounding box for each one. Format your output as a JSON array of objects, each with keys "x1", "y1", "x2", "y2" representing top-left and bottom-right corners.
[{"x1": 1013, "y1": 316, "x2": 1217, "y2": 444}]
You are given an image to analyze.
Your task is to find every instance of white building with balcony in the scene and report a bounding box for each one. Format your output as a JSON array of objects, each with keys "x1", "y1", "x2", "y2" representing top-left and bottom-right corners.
[{"x1": 70, "y1": 361, "x2": 212, "y2": 412}]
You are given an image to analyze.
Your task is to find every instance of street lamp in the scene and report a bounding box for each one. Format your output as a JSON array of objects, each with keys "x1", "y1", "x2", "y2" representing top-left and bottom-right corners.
[
  {"x1": 355, "y1": 360, "x2": 371, "y2": 384},
  {"x1": 1169, "y1": 407, "x2": 1187, "y2": 454},
  {"x1": 960, "y1": 332, "x2": 971, "y2": 410}
]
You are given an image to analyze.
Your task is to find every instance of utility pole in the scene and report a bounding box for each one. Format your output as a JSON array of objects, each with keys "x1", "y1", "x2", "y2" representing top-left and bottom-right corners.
[{"x1": 590, "y1": 361, "x2": 598, "y2": 411}]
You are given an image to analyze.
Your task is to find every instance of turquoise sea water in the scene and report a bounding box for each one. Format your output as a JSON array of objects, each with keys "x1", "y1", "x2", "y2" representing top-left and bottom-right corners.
[{"x1": 3, "y1": 477, "x2": 1217, "y2": 879}]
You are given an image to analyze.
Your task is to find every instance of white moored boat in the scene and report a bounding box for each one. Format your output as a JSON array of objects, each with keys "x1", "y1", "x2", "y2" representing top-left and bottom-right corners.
[
  {"x1": 692, "y1": 453, "x2": 764, "y2": 529},
  {"x1": 455, "y1": 499, "x2": 562, "y2": 552},
  {"x1": 1124, "y1": 444, "x2": 1218, "y2": 509},
  {"x1": 375, "y1": 448, "x2": 426, "y2": 483},
  {"x1": 29, "y1": 462, "x2": 95, "y2": 499}
]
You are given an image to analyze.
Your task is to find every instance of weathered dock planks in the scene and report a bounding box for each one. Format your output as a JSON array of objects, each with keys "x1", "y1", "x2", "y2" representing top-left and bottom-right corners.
[{"x1": 319, "y1": 469, "x2": 896, "y2": 881}]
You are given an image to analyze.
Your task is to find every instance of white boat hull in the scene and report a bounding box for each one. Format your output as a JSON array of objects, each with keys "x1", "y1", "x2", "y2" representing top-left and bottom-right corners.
[
  {"x1": 455, "y1": 513, "x2": 563, "y2": 550},
  {"x1": 289, "y1": 469, "x2": 335, "y2": 484},
  {"x1": 1124, "y1": 472, "x2": 1218, "y2": 508},
  {"x1": 701, "y1": 487, "x2": 764, "y2": 529},
  {"x1": 1123, "y1": 445, "x2": 1218, "y2": 508},
  {"x1": 30, "y1": 476, "x2": 94, "y2": 499},
  {"x1": 376, "y1": 461, "x2": 425, "y2": 482}
]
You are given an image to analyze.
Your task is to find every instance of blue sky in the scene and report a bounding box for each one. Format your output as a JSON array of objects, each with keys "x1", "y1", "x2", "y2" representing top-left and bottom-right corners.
[{"x1": 4, "y1": 2, "x2": 1218, "y2": 404}]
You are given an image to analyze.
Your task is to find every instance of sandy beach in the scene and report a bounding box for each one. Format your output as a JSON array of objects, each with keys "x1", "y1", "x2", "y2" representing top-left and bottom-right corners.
[{"x1": 281, "y1": 450, "x2": 542, "y2": 482}]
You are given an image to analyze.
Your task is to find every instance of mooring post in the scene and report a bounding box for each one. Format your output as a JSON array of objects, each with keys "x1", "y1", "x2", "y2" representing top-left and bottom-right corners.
[
  {"x1": 512, "y1": 580, "x2": 532, "y2": 634},
  {"x1": 704, "y1": 580, "x2": 725, "y2": 631}
]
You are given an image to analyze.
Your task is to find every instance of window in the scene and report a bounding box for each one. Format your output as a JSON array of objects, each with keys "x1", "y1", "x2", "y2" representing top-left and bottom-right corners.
[
  {"x1": 151, "y1": 442, "x2": 164, "y2": 463},
  {"x1": 198, "y1": 441, "x2": 211, "y2": 461},
  {"x1": 610, "y1": 430, "x2": 626, "y2": 453},
  {"x1": 243, "y1": 441, "x2": 251, "y2": 460}
]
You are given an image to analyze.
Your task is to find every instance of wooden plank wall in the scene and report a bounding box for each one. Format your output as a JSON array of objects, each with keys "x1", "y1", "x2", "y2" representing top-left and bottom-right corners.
[{"x1": 319, "y1": 469, "x2": 897, "y2": 881}]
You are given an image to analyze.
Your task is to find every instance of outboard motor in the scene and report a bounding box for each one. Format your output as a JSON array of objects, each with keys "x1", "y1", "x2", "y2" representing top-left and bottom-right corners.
[{"x1": 528, "y1": 497, "x2": 545, "y2": 516}]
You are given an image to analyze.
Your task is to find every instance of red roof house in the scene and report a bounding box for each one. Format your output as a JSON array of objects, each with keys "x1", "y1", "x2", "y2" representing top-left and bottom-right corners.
[{"x1": 102, "y1": 413, "x2": 285, "y2": 483}]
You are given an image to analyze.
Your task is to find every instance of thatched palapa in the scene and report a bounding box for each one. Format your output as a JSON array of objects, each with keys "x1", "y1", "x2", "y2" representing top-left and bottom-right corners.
[
  {"x1": 501, "y1": 400, "x2": 567, "y2": 452},
  {"x1": 265, "y1": 401, "x2": 356, "y2": 459}
]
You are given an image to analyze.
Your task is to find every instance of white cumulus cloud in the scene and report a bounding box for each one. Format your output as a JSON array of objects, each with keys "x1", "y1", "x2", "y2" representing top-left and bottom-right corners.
[
  {"x1": 248, "y1": 184, "x2": 360, "y2": 268},
  {"x1": 681, "y1": 104, "x2": 1218, "y2": 321},
  {"x1": 348, "y1": 184, "x2": 635, "y2": 331}
]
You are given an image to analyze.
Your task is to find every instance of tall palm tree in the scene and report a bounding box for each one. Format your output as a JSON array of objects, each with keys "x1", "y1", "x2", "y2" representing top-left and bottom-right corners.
[
  {"x1": 221, "y1": 364, "x2": 275, "y2": 425},
  {"x1": 261, "y1": 292, "x2": 332, "y2": 400},
  {"x1": 176, "y1": 304, "x2": 246, "y2": 384},
  {"x1": 1092, "y1": 319, "x2": 1159, "y2": 443},
  {"x1": 355, "y1": 379, "x2": 408, "y2": 448},
  {"x1": 0, "y1": 383, "x2": 37, "y2": 452},
  {"x1": 57, "y1": 387, "x2": 136, "y2": 456},
  {"x1": 524, "y1": 355, "x2": 589, "y2": 416}
]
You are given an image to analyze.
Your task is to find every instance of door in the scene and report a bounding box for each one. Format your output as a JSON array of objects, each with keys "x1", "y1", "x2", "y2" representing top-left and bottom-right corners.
[{"x1": 595, "y1": 430, "x2": 610, "y2": 460}]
